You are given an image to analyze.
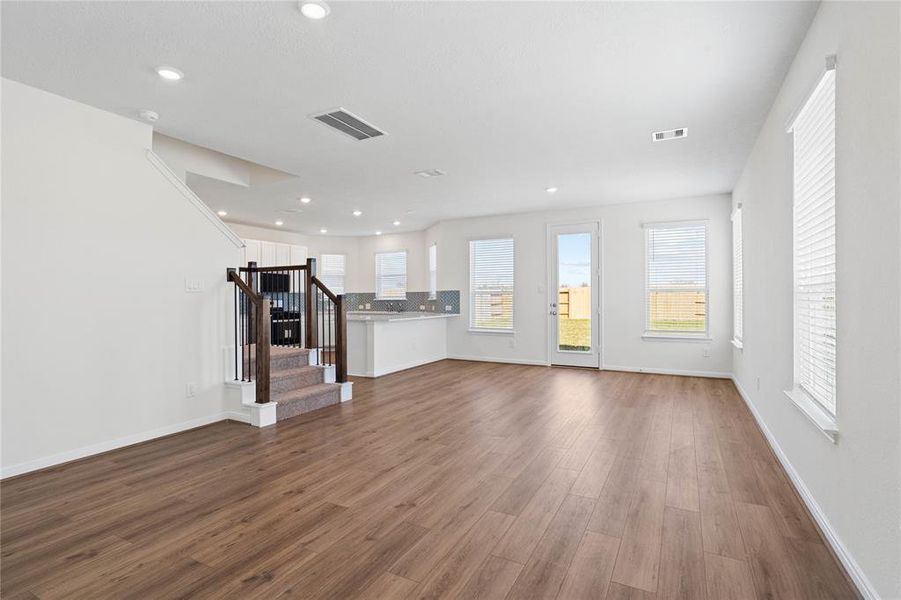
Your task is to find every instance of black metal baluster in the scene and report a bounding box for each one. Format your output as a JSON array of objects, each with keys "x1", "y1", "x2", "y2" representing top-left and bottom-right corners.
[
  {"x1": 234, "y1": 282, "x2": 238, "y2": 380},
  {"x1": 327, "y1": 297, "x2": 332, "y2": 366}
]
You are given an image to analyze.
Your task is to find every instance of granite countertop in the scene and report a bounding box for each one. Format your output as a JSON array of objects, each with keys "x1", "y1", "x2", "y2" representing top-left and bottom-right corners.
[{"x1": 346, "y1": 311, "x2": 460, "y2": 322}]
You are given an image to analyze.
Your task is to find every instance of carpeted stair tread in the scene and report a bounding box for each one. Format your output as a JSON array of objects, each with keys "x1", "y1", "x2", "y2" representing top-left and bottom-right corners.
[{"x1": 275, "y1": 383, "x2": 341, "y2": 421}]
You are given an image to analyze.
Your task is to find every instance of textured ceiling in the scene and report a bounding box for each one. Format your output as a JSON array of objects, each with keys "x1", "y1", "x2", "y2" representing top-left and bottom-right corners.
[{"x1": 1, "y1": 1, "x2": 817, "y2": 235}]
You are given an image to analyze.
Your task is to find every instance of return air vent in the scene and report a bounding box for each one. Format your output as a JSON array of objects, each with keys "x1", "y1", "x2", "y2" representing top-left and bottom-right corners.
[
  {"x1": 311, "y1": 108, "x2": 385, "y2": 140},
  {"x1": 652, "y1": 127, "x2": 688, "y2": 142},
  {"x1": 415, "y1": 169, "x2": 446, "y2": 178}
]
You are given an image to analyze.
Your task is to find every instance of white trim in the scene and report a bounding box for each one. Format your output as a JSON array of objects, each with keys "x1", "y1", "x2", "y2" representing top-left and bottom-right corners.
[
  {"x1": 642, "y1": 334, "x2": 712, "y2": 342},
  {"x1": 783, "y1": 388, "x2": 839, "y2": 443},
  {"x1": 144, "y1": 150, "x2": 244, "y2": 249},
  {"x1": 603, "y1": 364, "x2": 731, "y2": 379},
  {"x1": 468, "y1": 328, "x2": 515, "y2": 335},
  {"x1": 731, "y1": 377, "x2": 877, "y2": 600},
  {"x1": 1, "y1": 412, "x2": 231, "y2": 479},
  {"x1": 731, "y1": 338, "x2": 744, "y2": 350},
  {"x1": 447, "y1": 354, "x2": 548, "y2": 367}
]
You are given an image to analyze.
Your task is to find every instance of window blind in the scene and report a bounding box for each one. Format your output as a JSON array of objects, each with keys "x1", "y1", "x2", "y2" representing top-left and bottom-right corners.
[
  {"x1": 319, "y1": 253, "x2": 346, "y2": 295},
  {"x1": 428, "y1": 244, "x2": 437, "y2": 300},
  {"x1": 732, "y1": 209, "x2": 743, "y2": 343},
  {"x1": 470, "y1": 238, "x2": 514, "y2": 330},
  {"x1": 790, "y1": 68, "x2": 836, "y2": 415},
  {"x1": 645, "y1": 222, "x2": 708, "y2": 336},
  {"x1": 375, "y1": 251, "x2": 407, "y2": 299}
]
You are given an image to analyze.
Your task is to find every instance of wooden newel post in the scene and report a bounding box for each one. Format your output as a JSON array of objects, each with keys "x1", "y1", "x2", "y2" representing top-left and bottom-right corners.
[
  {"x1": 335, "y1": 294, "x2": 347, "y2": 383},
  {"x1": 255, "y1": 298, "x2": 271, "y2": 404},
  {"x1": 305, "y1": 257, "x2": 318, "y2": 350}
]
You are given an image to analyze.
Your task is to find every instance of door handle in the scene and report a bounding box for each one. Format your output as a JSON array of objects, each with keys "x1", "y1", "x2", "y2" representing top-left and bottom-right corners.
[{"x1": 550, "y1": 311, "x2": 557, "y2": 315}]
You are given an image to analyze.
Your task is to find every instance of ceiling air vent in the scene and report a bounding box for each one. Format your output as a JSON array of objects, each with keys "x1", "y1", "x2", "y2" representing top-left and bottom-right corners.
[
  {"x1": 652, "y1": 127, "x2": 688, "y2": 142},
  {"x1": 415, "y1": 169, "x2": 446, "y2": 178},
  {"x1": 311, "y1": 108, "x2": 385, "y2": 140}
]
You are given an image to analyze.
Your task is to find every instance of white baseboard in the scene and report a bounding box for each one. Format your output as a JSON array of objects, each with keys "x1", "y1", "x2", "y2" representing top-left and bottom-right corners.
[
  {"x1": 1, "y1": 412, "x2": 231, "y2": 479},
  {"x1": 731, "y1": 376, "x2": 878, "y2": 600},
  {"x1": 446, "y1": 354, "x2": 549, "y2": 367},
  {"x1": 603, "y1": 364, "x2": 732, "y2": 379}
]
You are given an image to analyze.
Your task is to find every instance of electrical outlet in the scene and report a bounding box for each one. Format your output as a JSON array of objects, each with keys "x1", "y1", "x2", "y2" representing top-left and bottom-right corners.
[
  {"x1": 702, "y1": 348, "x2": 710, "y2": 358},
  {"x1": 419, "y1": 305, "x2": 425, "y2": 310},
  {"x1": 508, "y1": 338, "x2": 516, "y2": 349},
  {"x1": 185, "y1": 382, "x2": 196, "y2": 398},
  {"x1": 358, "y1": 304, "x2": 364, "y2": 310},
  {"x1": 445, "y1": 305, "x2": 452, "y2": 311},
  {"x1": 365, "y1": 303, "x2": 371, "y2": 309}
]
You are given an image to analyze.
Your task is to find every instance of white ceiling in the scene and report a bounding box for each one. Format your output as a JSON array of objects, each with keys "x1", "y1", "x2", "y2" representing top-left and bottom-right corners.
[{"x1": 1, "y1": 1, "x2": 817, "y2": 236}]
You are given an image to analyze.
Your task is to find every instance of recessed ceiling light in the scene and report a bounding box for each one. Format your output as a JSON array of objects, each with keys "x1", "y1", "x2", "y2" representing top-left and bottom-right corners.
[
  {"x1": 352, "y1": 210, "x2": 362, "y2": 217},
  {"x1": 375, "y1": 231, "x2": 382, "y2": 236},
  {"x1": 299, "y1": 1, "x2": 330, "y2": 19},
  {"x1": 138, "y1": 109, "x2": 159, "y2": 122},
  {"x1": 156, "y1": 66, "x2": 184, "y2": 81},
  {"x1": 393, "y1": 220, "x2": 401, "y2": 226},
  {"x1": 545, "y1": 187, "x2": 558, "y2": 194},
  {"x1": 320, "y1": 228, "x2": 328, "y2": 234},
  {"x1": 275, "y1": 220, "x2": 284, "y2": 226},
  {"x1": 217, "y1": 210, "x2": 228, "y2": 217},
  {"x1": 300, "y1": 196, "x2": 311, "y2": 204}
]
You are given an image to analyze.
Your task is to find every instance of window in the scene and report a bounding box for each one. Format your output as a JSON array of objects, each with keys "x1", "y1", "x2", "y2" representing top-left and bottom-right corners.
[
  {"x1": 375, "y1": 250, "x2": 407, "y2": 299},
  {"x1": 428, "y1": 243, "x2": 437, "y2": 300},
  {"x1": 732, "y1": 208, "x2": 743, "y2": 346},
  {"x1": 789, "y1": 66, "x2": 837, "y2": 418},
  {"x1": 644, "y1": 222, "x2": 708, "y2": 337},
  {"x1": 469, "y1": 238, "x2": 514, "y2": 331},
  {"x1": 319, "y1": 253, "x2": 346, "y2": 294}
]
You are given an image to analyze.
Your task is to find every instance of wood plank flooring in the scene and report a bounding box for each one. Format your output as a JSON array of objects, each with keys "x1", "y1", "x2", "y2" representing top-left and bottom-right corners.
[{"x1": 0, "y1": 360, "x2": 859, "y2": 599}]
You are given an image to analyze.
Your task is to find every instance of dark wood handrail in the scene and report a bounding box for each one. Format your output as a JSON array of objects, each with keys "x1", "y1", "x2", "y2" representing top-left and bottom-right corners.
[
  {"x1": 226, "y1": 268, "x2": 270, "y2": 404},
  {"x1": 311, "y1": 276, "x2": 338, "y2": 303},
  {"x1": 239, "y1": 264, "x2": 310, "y2": 273},
  {"x1": 227, "y1": 269, "x2": 262, "y2": 304}
]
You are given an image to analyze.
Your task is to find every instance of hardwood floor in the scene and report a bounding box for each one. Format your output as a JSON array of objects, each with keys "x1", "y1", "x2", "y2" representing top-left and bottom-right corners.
[{"x1": 0, "y1": 360, "x2": 859, "y2": 599}]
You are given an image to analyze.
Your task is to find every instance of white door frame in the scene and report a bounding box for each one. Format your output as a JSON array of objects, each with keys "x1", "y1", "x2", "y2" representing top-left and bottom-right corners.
[{"x1": 546, "y1": 221, "x2": 602, "y2": 368}]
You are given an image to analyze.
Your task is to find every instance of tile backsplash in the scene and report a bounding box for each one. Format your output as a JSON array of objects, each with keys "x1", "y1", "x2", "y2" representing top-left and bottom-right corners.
[{"x1": 343, "y1": 290, "x2": 460, "y2": 314}]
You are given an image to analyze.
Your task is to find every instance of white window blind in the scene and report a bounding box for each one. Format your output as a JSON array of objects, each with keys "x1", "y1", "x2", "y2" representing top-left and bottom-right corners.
[
  {"x1": 470, "y1": 238, "x2": 514, "y2": 331},
  {"x1": 645, "y1": 222, "x2": 708, "y2": 336},
  {"x1": 428, "y1": 244, "x2": 438, "y2": 300},
  {"x1": 319, "y1": 253, "x2": 346, "y2": 295},
  {"x1": 732, "y1": 209, "x2": 743, "y2": 343},
  {"x1": 375, "y1": 251, "x2": 407, "y2": 299},
  {"x1": 790, "y1": 68, "x2": 836, "y2": 416}
]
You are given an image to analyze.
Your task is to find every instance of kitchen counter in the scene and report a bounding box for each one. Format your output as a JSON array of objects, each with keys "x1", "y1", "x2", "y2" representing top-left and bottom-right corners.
[
  {"x1": 346, "y1": 311, "x2": 458, "y2": 322},
  {"x1": 347, "y1": 311, "x2": 458, "y2": 377}
]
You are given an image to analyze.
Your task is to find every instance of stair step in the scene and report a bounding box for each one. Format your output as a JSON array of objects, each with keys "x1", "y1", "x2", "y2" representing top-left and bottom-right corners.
[
  {"x1": 276, "y1": 383, "x2": 341, "y2": 421},
  {"x1": 243, "y1": 346, "x2": 310, "y2": 373},
  {"x1": 271, "y1": 365, "x2": 325, "y2": 396}
]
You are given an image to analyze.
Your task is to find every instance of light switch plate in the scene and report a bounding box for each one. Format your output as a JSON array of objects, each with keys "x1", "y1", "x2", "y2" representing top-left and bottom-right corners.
[{"x1": 185, "y1": 278, "x2": 204, "y2": 293}]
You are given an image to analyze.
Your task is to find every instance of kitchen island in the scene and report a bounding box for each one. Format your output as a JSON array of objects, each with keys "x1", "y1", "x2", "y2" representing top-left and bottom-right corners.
[{"x1": 346, "y1": 311, "x2": 458, "y2": 377}]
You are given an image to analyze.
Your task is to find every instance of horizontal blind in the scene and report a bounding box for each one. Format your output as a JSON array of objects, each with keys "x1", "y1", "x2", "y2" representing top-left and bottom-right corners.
[
  {"x1": 319, "y1": 253, "x2": 346, "y2": 294},
  {"x1": 470, "y1": 238, "x2": 514, "y2": 330},
  {"x1": 375, "y1": 251, "x2": 407, "y2": 299},
  {"x1": 645, "y1": 222, "x2": 707, "y2": 335},
  {"x1": 732, "y1": 209, "x2": 743, "y2": 342},
  {"x1": 429, "y1": 244, "x2": 437, "y2": 300},
  {"x1": 791, "y1": 68, "x2": 836, "y2": 415}
]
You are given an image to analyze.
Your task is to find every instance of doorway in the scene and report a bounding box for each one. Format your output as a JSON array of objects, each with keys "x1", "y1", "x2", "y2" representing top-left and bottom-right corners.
[{"x1": 548, "y1": 222, "x2": 600, "y2": 368}]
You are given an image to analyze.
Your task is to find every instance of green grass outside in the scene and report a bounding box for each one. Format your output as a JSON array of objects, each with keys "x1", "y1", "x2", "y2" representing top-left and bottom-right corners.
[{"x1": 559, "y1": 318, "x2": 590, "y2": 351}]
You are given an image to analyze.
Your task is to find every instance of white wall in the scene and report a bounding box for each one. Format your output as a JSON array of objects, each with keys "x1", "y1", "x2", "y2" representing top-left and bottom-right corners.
[
  {"x1": 431, "y1": 194, "x2": 733, "y2": 375},
  {"x1": 731, "y1": 3, "x2": 900, "y2": 597},
  {"x1": 226, "y1": 223, "x2": 428, "y2": 294},
  {"x1": 1, "y1": 79, "x2": 242, "y2": 476}
]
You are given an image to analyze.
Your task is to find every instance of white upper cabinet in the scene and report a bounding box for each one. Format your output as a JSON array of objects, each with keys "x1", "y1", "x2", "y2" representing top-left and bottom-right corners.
[{"x1": 241, "y1": 239, "x2": 306, "y2": 268}]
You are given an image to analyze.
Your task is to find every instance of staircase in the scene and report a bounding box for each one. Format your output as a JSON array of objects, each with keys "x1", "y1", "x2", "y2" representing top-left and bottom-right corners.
[
  {"x1": 268, "y1": 347, "x2": 342, "y2": 420},
  {"x1": 228, "y1": 258, "x2": 350, "y2": 426}
]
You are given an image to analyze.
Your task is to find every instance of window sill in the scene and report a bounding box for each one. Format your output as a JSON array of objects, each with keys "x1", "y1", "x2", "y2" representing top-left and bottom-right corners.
[
  {"x1": 731, "y1": 338, "x2": 743, "y2": 350},
  {"x1": 783, "y1": 388, "x2": 838, "y2": 443},
  {"x1": 469, "y1": 328, "x2": 515, "y2": 335},
  {"x1": 642, "y1": 333, "x2": 711, "y2": 342}
]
